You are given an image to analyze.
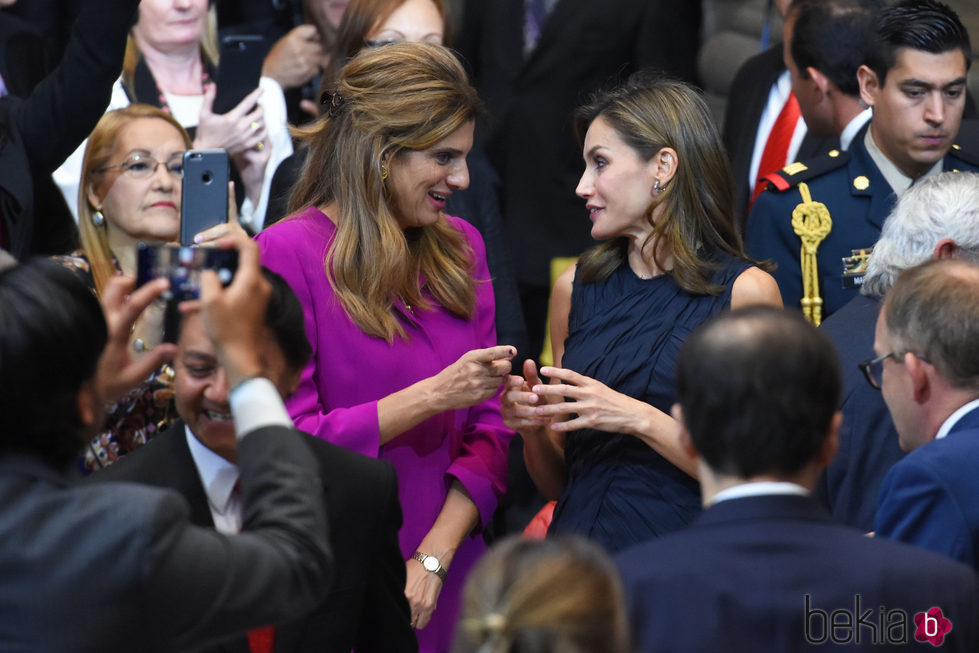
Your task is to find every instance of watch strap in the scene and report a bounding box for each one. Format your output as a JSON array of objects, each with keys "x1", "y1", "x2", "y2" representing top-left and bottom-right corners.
[{"x1": 412, "y1": 551, "x2": 447, "y2": 582}]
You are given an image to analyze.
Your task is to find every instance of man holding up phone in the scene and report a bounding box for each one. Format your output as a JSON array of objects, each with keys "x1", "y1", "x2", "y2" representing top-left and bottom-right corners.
[{"x1": 0, "y1": 233, "x2": 334, "y2": 650}]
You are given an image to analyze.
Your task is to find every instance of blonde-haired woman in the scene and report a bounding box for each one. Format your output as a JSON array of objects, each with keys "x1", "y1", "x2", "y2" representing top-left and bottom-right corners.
[
  {"x1": 503, "y1": 72, "x2": 782, "y2": 552},
  {"x1": 257, "y1": 43, "x2": 514, "y2": 652},
  {"x1": 454, "y1": 535, "x2": 629, "y2": 653},
  {"x1": 54, "y1": 0, "x2": 291, "y2": 232},
  {"x1": 59, "y1": 104, "x2": 237, "y2": 471}
]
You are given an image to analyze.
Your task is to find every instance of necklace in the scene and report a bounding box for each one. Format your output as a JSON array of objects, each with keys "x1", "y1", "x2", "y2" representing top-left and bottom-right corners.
[{"x1": 155, "y1": 69, "x2": 211, "y2": 115}]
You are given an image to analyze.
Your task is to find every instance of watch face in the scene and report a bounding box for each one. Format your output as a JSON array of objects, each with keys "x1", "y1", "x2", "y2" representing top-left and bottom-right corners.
[{"x1": 423, "y1": 556, "x2": 439, "y2": 572}]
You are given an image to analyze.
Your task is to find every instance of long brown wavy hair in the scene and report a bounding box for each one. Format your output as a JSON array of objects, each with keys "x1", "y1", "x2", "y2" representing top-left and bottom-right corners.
[
  {"x1": 575, "y1": 72, "x2": 750, "y2": 295},
  {"x1": 288, "y1": 42, "x2": 482, "y2": 342}
]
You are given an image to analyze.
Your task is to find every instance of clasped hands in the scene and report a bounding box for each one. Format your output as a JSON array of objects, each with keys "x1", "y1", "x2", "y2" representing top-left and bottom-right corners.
[{"x1": 502, "y1": 360, "x2": 647, "y2": 436}]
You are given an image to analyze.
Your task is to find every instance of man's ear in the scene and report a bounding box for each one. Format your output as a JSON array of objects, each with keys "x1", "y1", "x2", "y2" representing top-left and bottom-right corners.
[
  {"x1": 283, "y1": 367, "x2": 302, "y2": 399},
  {"x1": 672, "y1": 403, "x2": 699, "y2": 461},
  {"x1": 808, "y1": 67, "x2": 831, "y2": 98},
  {"x1": 933, "y1": 238, "x2": 959, "y2": 260},
  {"x1": 75, "y1": 380, "x2": 101, "y2": 438},
  {"x1": 906, "y1": 353, "x2": 932, "y2": 405},
  {"x1": 857, "y1": 65, "x2": 879, "y2": 108},
  {"x1": 816, "y1": 412, "x2": 842, "y2": 468}
]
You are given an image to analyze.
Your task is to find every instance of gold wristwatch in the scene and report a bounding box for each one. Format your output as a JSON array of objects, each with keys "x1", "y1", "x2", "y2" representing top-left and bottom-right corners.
[{"x1": 412, "y1": 551, "x2": 447, "y2": 582}]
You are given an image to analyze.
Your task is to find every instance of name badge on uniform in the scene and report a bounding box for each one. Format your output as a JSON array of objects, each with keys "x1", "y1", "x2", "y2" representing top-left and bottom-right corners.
[{"x1": 842, "y1": 248, "x2": 872, "y2": 289}]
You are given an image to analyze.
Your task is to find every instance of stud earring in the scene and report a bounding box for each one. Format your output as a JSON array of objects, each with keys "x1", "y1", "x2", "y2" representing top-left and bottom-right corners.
[{"x1": 92, "y1": 209, "x2": 105, "y2": 227}]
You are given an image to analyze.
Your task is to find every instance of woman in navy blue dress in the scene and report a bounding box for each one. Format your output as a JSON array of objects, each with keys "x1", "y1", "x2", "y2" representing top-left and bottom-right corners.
[{"x1": 502, "y1": 72, "x2": 783, "y2": 553}]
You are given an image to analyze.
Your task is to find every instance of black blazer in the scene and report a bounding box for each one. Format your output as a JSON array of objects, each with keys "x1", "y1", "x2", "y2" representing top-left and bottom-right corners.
[
  {"x1": 0, "y1": 0, "x2": 134, "y2": 259},
  {"x1": 722, "y1": 44, "x2": 836, "y2": 232},
  {"x1": 0, "y1": 425, "x2": 332, "y2": 652},
  {"x1": 92, "y1": 423, "x2": 417, "y2": 653},
  {"x1": 617, "y1": 494, "x2": 979, "y2": 652},
  {"x1": 458, "y1": 0, "x2": 702, "y2": 288}
]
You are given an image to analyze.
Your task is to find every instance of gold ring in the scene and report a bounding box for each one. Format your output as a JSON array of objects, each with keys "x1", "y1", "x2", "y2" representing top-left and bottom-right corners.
[
  {"x1": 250, "y1": 121, "x2": 260, "y2": 131},
  {"x1": 255, "y1": 141, "x2": 265, "y2": 152}
]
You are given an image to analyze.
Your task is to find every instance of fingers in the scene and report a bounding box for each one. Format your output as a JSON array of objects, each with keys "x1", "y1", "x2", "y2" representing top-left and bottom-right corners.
[
  {"x1": 114, "y1": 343, "x2": 177, "y2": 390},
  {"x1": 199, "y1": 82, "x2": 216, "y2": 116},
  {"x1": 230, "y1": 86, "x2": 264, "y2": 118},
  {"x1": 226, "y1": 181, "x2": 239, "y2": 224},
  {"x1": 468, "y1": 344, "x2": 517, "y2": 363},
  {"x1": 101, "y1": 277, "x2": 168, "y2": 334},
  {"x1": 523, "y1": 358, "x2": 543, "y2": 387},
  {"x1": 299, "y1": 99, "x2": 319, "y2": 119},
  {"x1": 539, "y1": 366, "x2": 589, "y2": 385},
  {"x1": 297, "y1": 23, "x2": 320, "y2": 42},
  {"x1": 192, "y1": 221, "x2": 246, "y2": 245}
]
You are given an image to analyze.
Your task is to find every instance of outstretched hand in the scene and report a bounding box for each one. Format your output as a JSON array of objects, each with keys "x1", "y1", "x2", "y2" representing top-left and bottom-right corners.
[
  {"x1": 431, "y1": 345, "x2": 515, "y2": 412},
  {"x1": 94, "y1": 276, "x2": 177, "y2": 405},
  {"x1": 501, "y1": 358, "x2": 552, "y2": 431},
  {"x1": 198, "y1": 231, "x2": 271, "y2": 389},
  {"x1": 531, "y1": 366, "x2": 656, "y2": 435}
]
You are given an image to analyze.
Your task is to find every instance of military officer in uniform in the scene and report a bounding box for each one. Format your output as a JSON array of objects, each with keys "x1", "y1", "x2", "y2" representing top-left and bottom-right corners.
[{"x1": 746, "y1": 0, "x2": 979, "y2": 324}]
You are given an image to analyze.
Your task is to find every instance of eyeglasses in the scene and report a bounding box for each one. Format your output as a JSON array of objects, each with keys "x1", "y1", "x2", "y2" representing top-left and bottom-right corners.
[
  {"x1": 858, "y1": 351, "x2": 930, "y2": 390},
  {"x1": 362, "y1": 35, "x2": 441, "y2": 49},
  {"x1": 97, "y1": 152, "x2": 185, "y2": 179}
]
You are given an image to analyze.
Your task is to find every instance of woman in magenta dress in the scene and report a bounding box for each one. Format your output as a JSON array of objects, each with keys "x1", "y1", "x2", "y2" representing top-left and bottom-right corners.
[{"x1": 256, "y1": 43, "x2": 514, "y2": 652}]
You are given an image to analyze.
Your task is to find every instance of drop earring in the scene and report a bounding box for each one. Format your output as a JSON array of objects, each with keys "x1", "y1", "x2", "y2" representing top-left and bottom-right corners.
[
  {"x1": 380, "y1": 164, "x2": 389, "y2": 181},
  {"x1": 653, "y1": 180, "x2": 662, "y2": 195},
  {"x1": 92, "y1": 209, "x2": 105, "y2": 227}
]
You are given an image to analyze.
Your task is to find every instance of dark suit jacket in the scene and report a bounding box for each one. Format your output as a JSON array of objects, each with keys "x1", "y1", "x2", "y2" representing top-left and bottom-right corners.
[
  {"x1": 617, "y1": 494, "x2": 979, "y2": 652},
  {"x1": 92, "y1": 423, "x2": 417, "y2": 653},
  {"x1": 0, "y1": 0, "x2": 130, "y2": 259},
  {"x1": 876, "y1": 406, "x2": 979, "y2": 571},
  {"x1": 0, "y1": 425, "x2": 332, "y2": 652},
  {"x1": 458, "y1": 0, "x2": 702, "y2": 289},
  {"x1": 817, "y1": 293, "x2": 904, "y2": 530},
  {"x1": 722, "y1": 44, "x2": 837, "y2": 231},
  {"x1": 745, "y1": 123, "x2": 979, "y2": 318}
]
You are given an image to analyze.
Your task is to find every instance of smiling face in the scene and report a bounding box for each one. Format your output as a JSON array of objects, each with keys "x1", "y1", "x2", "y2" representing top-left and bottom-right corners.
[
  {"x1": 132, "y1": 0, "x2": 207, "y2": 52},
  {"x1": 174, "y1": 312, "x2": 299, "y2": 462},
  {"x1": 87, "y1": 117, "x2": 187, "y2": 247},
  {"x1": 860, "y1": 47, "x2": 968, "y2": 180},
  {"x1": 387, "y1": 120, "x2": 473, "y2": 229},
  {"x1": 576, "y1": 115, "x2": 659, "y2": 242},
  {"x1": 367, "y1": 0, "x2": 444, "y2": 45}
]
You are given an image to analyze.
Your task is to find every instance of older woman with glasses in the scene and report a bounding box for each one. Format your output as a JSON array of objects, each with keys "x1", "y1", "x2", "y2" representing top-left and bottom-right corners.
[{"x1": 56, "y1": 104, "x2": 240, "y2": 472}]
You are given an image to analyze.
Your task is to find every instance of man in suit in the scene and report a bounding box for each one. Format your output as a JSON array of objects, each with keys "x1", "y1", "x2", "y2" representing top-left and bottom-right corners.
[
  {"x1": 723, "y1": 0, "x2": 838, "y2": 229},
  {"x1": 873, "y1": 259, "x2": 979, "y2": 570},
  {"x1": 746, "y1": 0, "x2": 979, "y2": 324},
  {"x1": 616, "y1": 305, "x2": 979, "y2": 653},
  {"x1": 783, "y1": 0, "x2": 879, "y2": 154},
  {"x1": 94, "y1": 268, "x2": 417, "y2": 653},
  {"x1": 0, "y1": 234, "x2": 334, "y2": 651},
  {"x1": 817, "y1": 171, "x2": 979, "y2": 530}
]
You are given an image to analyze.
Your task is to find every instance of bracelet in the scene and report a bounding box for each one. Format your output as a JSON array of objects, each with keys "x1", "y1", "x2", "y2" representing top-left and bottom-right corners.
[{"x1": 412, "y1": 551, "x2": 447, "y2": 582}]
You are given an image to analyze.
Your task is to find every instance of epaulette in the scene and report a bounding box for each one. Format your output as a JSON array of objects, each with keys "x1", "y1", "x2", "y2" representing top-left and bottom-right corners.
[
  {"x1": 759, "y1": 148, "x2": 852, "y2": 194},
  {"x1": 947, "y1": 142, "x2": 979, "y2": 169}
]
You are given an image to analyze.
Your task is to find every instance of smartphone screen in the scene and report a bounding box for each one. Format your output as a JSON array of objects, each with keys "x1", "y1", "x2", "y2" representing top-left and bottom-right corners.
[{"x1": 180, "y1": 149, "x2": 229, "y2": 246}]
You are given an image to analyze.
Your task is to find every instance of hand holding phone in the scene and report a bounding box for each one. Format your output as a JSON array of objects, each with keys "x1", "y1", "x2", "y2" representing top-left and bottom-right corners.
[
  {"x1": 213, "y1": 35, "x2": 265, "y2": 115},
  {"x1": 180, "y1": 149, "x2": 230, "y2": 245}
]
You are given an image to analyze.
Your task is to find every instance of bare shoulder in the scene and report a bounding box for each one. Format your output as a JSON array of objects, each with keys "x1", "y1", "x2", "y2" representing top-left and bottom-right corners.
[
  {"x1": 553, "y1": 262, "x2": 577, "y2": 301},
  {"x1": 731, "y1": 265, "x2": 783, "y2": 309}
]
